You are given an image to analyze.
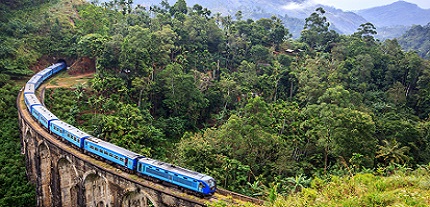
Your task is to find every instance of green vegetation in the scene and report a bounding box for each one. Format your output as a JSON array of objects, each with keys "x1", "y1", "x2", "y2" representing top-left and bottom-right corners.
[
  {"x1": 210, "y1": 165, "x2": 430, "y2": 207},
  {"x1": 0, "y1": 80, "x2": 35, "y2": 206},
  {"x1": 2, "y1": 0, "x2": 430, "y2": 206},
  {"x1": 398, "y1": 23, "x2": 430, "y2": 59}
]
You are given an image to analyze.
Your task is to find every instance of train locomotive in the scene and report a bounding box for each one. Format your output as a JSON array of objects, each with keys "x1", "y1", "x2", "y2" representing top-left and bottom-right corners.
[{"x1": 23, "y1": 61, "x2": 216, "y2": 196}]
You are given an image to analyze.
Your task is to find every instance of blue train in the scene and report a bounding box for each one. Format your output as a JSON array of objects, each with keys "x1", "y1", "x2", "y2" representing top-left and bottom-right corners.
[{"x1": 23, "y1": 61, "x2": 216, "y2": 196}]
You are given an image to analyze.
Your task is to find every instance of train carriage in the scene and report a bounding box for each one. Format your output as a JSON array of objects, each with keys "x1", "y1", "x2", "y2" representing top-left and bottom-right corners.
[
  {"x1": 31, "y1": 105, "x2": 58, "y2": 129},
  {"x1": 24, "y1": 83, "x2": 36, "y2": 95},
  {"x1": 84, "y1": 137, "x2": 142, "y2": 170},
  {"x1": 24, "y1": 93, "x2": 41, "y2": 113},
  {"x1": 51, "y1": 62, "x2": 66, "y2": 74},
  {"x1": 50, "y1": 120, "x2": 91, "y2": 148},
  {"x1": 38, "y1": 68, "x2": 53, "y2": 82},
  {"x1": 137, "y1": 158, "x2": 216, "y2": 195},
  {"x1": 27, "y1": 75, "x2": 43, "y2": 89}
]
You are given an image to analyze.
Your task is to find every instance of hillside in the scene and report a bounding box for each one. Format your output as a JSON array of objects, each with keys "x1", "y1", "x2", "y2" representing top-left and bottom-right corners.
[
  {"x1": 357, "y1": 1, "x2": 430, "y2": 27},
  {"x1": 124, "y1": 0, "x2": 430, "y2": 39},
  {"x1": 397, "y1": 23, "x2": 430, "y2": 59},
  {"x1": 2, "y1": 0, "x2": 430, "y2": 206},
  {"x1": 0, "y1": 0, "x2": 85, "y2": 206}
]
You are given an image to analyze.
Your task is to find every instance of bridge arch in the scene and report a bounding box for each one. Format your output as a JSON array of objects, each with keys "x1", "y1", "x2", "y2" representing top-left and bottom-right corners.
[
  {"x1": 83, "y1": 170, "x2": 111, "y2": 207},
  {"x1": 58, "y1": 156, "x2": 80, "y2": 207},
  {"x1": 38, "y1": 141, "x2": 52, "y2": 207},
  {"x1": 121, "y1": 188, "x2": 158, "y2": 207},
  {"x1": 23, "y1": 128, "x2": 38, "y2": 181}
]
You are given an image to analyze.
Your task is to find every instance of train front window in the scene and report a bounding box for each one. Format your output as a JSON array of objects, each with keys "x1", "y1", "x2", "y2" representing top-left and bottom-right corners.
[{"x1": 208, "y1": 179, "x2": 216, "y2": 188}]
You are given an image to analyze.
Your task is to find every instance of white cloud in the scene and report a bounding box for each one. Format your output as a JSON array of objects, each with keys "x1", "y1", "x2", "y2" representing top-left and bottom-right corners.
[{"x1": 282, "y1": 0, "x2": 318, "y2": 10}]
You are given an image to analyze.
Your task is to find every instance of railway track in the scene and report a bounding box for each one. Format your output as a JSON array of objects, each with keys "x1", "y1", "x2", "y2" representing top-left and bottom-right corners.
[{"x1": 212, "y1": 188, "x2": 265, "y2": 206}]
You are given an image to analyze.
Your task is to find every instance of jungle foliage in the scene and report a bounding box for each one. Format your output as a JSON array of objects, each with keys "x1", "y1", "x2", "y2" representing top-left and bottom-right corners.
[
  {"x1": 398, "y1": 23, "x2": 430, "y2": 59},
  {"x1": 1, "y1": 0, "x2": 430, "y2": 206}
]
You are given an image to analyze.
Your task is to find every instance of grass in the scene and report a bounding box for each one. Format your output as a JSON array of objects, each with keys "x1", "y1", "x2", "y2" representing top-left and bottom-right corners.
[
  {"x1": 209, "y1": 166, "x2": 430, "y2": 207},
  {"x1": 45, "y1": 71, "x2": 94, "y2": 89}
]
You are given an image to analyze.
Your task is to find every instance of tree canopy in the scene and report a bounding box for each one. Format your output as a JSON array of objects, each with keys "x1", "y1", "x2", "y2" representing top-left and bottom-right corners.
[{"x1": 1, "y1": 0, "x2": 430, "y2": 205}]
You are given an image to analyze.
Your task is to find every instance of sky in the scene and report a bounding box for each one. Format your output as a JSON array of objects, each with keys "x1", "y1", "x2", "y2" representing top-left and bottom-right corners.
[{"x1": 284, "y1": 0, "x2": 430, "y2": 11}]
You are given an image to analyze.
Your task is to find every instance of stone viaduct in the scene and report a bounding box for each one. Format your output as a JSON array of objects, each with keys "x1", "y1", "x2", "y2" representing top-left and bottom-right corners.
[{"x1": 17, "y1": 91, "x2": 249, "y2": 207}]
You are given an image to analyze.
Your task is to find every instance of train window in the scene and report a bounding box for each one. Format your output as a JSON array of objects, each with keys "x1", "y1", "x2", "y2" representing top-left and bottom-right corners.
[
  {"x1": 104, "y1": 151, "x2": 108, "y2": 155},
  {"x1": 95, "y1": 147, "x2": 98, "y2": 151},
  {"x1": 90, "y1": 146, "x2": 94, "y2": 149},
  {"x1": 114, "y1": 155, "x2": 118, "y2": 159},
  {"x1": 120, "y1": 158, "x2": 124, "y2": 162},
  {"x1": 148, "y1": 166, "x2": 153, "y2": 169},
  {"x1": 109, "y1": 153, "x2": 112, "y2": 157}
]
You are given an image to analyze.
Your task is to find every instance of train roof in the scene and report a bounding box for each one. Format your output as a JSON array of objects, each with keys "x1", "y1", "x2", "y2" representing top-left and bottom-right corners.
[
  {"x1": 138, "y1": 157, "x2": 213, "y2": 181},
  {"x1": 51, "y1": 120, "x2": 91, "y2": 139},
  {"x1": 33, "y1": 105, "x2": 58, "y2": 120},
  {"x1": 85, "y1": 137, "x2": 142, "y2": 159},
  {"x1": 24, "y1": 93, "x2": 41, "y2": 106},
  {"x1": 24, "y1": 83, "x2": 36, "y2": 94},
  {"x1": 38, "y1": 68, "x2": 52, "y2": 76},
  {"x1": 27, "y1": 75, "x2": 42, "y2": 84}
]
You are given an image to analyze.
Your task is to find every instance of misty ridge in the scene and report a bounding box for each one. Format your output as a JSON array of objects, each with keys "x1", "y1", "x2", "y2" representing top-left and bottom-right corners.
[{"x1": 108, "y1": 0, "x2": 430, "y2": 39}]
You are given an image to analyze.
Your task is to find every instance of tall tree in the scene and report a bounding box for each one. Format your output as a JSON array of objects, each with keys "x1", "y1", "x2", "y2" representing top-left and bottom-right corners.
[{"x1": 300, "y1": 7, "x2": 339, "y2": 52}]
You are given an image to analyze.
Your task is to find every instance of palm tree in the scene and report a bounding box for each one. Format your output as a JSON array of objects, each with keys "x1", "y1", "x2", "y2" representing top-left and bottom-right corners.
[
  {"x1": 285, "y1": 174, "x2": 311, "y2": 193},
  {"x1": 376, "y1": 139, "x2": 410, "y2": 165}
]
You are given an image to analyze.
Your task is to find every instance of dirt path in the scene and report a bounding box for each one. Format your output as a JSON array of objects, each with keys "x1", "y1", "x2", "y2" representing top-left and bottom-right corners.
[{"x1": 45, "y1": 72, "x2": 94, "y2": 89}]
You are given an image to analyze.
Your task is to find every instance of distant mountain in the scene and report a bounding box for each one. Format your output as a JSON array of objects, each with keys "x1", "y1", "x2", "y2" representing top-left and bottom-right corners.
[
  {"x1": 130, "y1": 0, "x2": 310, "y2": 37},
  {"x1": 128, "y1": 0, "x2": 368, "y2": 37},
  {"x1": 99, "y1": 0, "x2": 430, "y2": 39},
  {"x1": 279, "y1": 1, "x2": 430, "y2": 37},
  {"x1": 397, "y1": 23, "x2": 430, "y2": 59},
  {"x1": 356, "y1": 1, "x2": 430, "y2": 27},
  {"x1": 282, "y1": 5, "x2": 368, "y2": 34}
]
